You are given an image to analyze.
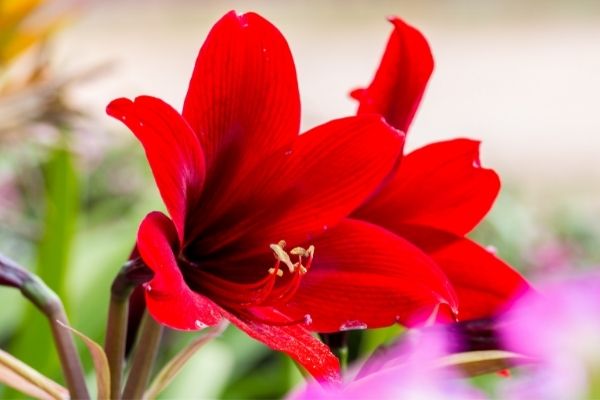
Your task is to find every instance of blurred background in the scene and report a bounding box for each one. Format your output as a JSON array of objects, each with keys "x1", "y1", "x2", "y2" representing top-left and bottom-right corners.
[{"x1": 1, "y1": 0, "x2": 599, "y2": 398}]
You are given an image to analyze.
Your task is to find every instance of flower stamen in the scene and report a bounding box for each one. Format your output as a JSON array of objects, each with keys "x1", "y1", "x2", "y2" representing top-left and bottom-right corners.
[
  {"x1": 269, "y1": 242, "x2": 314, "y2": 277},
  {"x1": 251, "y1": 241, "x2": 316, "y2": 310},
  {"x1": 270, "y1": 242, "x2": 296, "y2": 273},
  {"x1": 198, "y1": 240, "x2": 316, "y2": 315},
  {"x1": 290, "y1": 245, "x2": 314, "y2": 275}
]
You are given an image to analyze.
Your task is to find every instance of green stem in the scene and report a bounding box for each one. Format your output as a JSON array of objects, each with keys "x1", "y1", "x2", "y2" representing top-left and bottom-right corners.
[
  {"x1": 46, "y1": 303, "x2": 89, "y2": 399},
  {"x1": 104, "y1": 294, "x2": 130, "y2": 399},
  {"x1": 1, "y1": 254, "x2": 89, "y2": 399},
  {"x1": 121, "y1": 311, "x2": 163, "y2": 399},
  {"x1": 335, "y1": 346, "x2": 349, "y2": 371},
  {"x1": 103, "y1": 258, "x2": 152, "y2": 399},
  {"x1": 104, "y1": 267, "x2": 133, "y2": 399}
]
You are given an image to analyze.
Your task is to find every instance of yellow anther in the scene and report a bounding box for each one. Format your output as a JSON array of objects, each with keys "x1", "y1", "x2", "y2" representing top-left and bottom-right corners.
[
  {"x1": 290, "y1": 246, "x2": 307, "y2": 256},
  {"x1": 268, "y1": 268, "x2": 284, "y2": 277},
  {"x1": 269, "y1": 241, "x2": 315, "y2": 276},
  {"x1": 270, "y1": 243, "x2": 296, "y2": 273},
  {"x1": 290, "y1": 245, "x2": 314, "y2": 258},
  {"x1": 306, "y1": 245, "x2": 315, "y2": 258}
]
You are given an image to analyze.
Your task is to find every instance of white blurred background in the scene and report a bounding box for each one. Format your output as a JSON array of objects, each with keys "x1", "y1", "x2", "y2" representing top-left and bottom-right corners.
[{"x1": 55, "y1": 0, "x2": 600, "y2": 201}]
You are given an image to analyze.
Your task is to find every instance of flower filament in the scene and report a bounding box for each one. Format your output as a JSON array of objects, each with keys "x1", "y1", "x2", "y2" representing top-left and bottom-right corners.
[{"x1": 186, "y1": 239, "x2": 314, "y2": 326}]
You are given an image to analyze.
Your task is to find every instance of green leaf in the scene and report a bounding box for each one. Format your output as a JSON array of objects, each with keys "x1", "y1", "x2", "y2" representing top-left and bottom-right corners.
[
  {"x1": 0, "y1": 348, "x2": 68, "y2": 400},
  {"x1": 57, "y1": 321, "x2": 109, "y2": 399},
  {"x1": 144, "y1": 323, "x2": 227, "y2": 400},
  {"x1": 435, "y1": 350, "x2": 530, "y2": 376},
  {"x1": 37, "y1": 146, "x2": 79, "y2": 305},
  {"x1": 9, "y1": 145, "x2": 79, "y2": 382}
]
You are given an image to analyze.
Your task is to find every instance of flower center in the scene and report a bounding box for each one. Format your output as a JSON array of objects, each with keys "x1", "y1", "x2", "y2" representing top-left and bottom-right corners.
[
  {"x1": 183, "y1": 239, "x2": 314, "y2": 319},
  {"x1": 251, "y1": 240, "x2": 314, "y2": 308},
  {"x1": 268, "y1": 240, "x2": 314, "y2": 277},
  {"x1": 229, "y1": 240, "x2": 315, "y2": 327}
]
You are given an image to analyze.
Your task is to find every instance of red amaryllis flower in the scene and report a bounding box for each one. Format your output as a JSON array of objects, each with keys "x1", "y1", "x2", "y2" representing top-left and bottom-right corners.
[
  {"x1": 107, "y1": 12, "x2": 460, "y2": 381},
  {"x1": 345, "y1": 17, "x2": 530, "y2": 322}
]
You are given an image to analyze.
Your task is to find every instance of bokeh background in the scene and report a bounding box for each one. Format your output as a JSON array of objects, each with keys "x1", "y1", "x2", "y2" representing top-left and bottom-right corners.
[{"x1": 1, "y1": 0, "x2": 599, "y2": 398}]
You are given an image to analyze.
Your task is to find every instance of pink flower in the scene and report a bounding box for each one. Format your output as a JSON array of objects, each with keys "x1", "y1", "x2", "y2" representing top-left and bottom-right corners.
[
  {"x1": 500, "y1": 272, "x2": 600, "y2": 399},
  {"x1": 290, "y1": 328, "x2": 483, "y2": 399}
]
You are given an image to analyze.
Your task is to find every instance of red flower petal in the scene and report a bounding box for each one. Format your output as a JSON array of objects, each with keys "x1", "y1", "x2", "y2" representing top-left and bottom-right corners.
[
  {"x1": 107, "y1": 96, "x2": 205, "y2": 241},
  {"x1": 354, "y1": 139, "x2": 500, "y2": 236},
  {"x1": 182, "y1": 10, "x2": 300, "y2": 187},
  {"x1": 428, "y1": 238, "x2": 530, "y2": 321},
  {"x1": 278, "y1": 219, "x2": 458, "y2": 332},
  {"x1": 351, "y1": 17, "x2": 433, "y2": 133},
  {"x1": 137, "y1": 211, "x2": 223, "y2": 330},
  {"x1": 188, "y1": 115, "x2": 404, "y2": 259},
  {"x1": 396, "y1": 225, "x2": 530, "y2": 321},
  {"x1": 222, "y1": 308, "x2": 341, "y2": 383}
]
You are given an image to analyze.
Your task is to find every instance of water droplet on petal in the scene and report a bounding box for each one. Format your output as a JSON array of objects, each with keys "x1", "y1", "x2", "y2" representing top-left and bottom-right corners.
[
  {"x1": 303, "y1": 314, "x2": 313, "y2": 326},
  {"x1": 322, "y1": 225, "x2": 329, "y2": 231},
  {"x1": 194, "y1": 320, "x2": 207, "y2": 329},
  {"x1": 472, "y1": 159, "x2": 481, "y2": 168},
  {"x1": 144, "y1": 283, "x2": 152, "y2": 292},
  {"x1": 339, "y1": 320, "x2": 367, "y2": 331},
  {"x1": 284, "y1": 150, "x2": 293, "y2": 156},
  {"x1": 486, "y1": 245, "x2": 497, "y2": 255}
]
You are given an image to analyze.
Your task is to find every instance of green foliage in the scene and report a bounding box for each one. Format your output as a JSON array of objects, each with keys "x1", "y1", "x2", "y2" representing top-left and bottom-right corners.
[{"x1": 9, "y1": 145, "x2": 78, "y2": 385}]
